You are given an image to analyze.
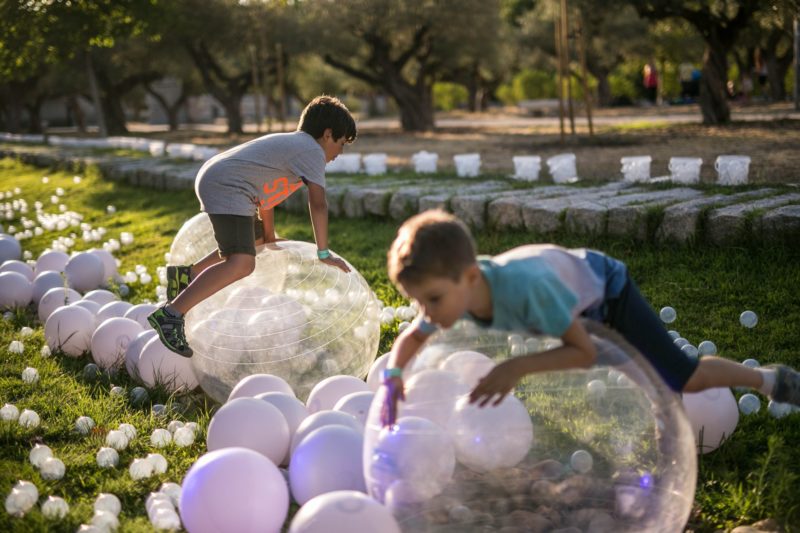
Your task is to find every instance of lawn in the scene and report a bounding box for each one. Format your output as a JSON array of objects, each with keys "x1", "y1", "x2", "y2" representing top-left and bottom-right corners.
[{"x1": 1, "y1": 157, "x2": 799, "y2": 532}]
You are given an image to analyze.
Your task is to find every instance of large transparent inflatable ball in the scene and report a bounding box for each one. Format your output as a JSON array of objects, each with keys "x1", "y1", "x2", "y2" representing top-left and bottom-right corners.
[
  {"x1": 364, "y1": 321, "x2": 697, "y2": 533},
  {"x1": 169, "y1": 216, "x2": 381, "y2": 402},
  {"x1": 166, "y1": 213, "x2": 219, "y2": 267}
]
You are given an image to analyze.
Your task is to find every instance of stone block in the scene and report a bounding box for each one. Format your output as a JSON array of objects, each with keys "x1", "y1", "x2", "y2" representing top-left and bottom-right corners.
[{"x1": 706, "y1": 193, "x2": 800, "y2": 244}]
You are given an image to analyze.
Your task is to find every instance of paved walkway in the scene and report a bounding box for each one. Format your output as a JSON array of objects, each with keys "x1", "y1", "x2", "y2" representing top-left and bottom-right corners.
[{"x1": 2, "y1": 143, "x2": 799, "y2": 244}]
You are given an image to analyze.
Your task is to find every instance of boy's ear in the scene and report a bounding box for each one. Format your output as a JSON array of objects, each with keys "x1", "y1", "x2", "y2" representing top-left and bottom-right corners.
[
  {"x1": 463, "y1": 263, "x2": 481, "y2": 285},
  {"x1": 322, "y1": 127, "x2": 333, "y2": 140}
]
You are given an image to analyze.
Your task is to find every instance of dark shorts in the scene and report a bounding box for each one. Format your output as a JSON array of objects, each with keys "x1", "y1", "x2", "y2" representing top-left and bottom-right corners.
[
  {"x1": 586, "y1": 276, "x2": 699, "y2": 392},
  {"x1": 207, "y1": 213, "x2": 264, "y2": 257}
]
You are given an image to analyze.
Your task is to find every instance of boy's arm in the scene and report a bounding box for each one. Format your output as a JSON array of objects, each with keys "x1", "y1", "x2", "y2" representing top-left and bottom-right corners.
[
  {"x1": 381, "y1": 325, "x2": 432, "y2": 426},
  {"x1": 306, "y1": 181, "x2": 349, "y2": 272},
  {"x1": 469, "y1": 319, "x2": 597, "y2": 407},
  {"x1": 387, "y1": 325, "x2": 431, "y2": 371}
]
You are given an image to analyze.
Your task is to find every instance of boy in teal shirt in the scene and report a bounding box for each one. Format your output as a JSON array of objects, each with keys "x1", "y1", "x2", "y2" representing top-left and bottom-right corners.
[{"x1": 381, "y1": 210, "x2": 800, "y2": 425}]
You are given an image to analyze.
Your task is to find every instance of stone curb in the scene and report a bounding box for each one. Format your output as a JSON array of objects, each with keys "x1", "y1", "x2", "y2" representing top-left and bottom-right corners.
[{"x1": 2, "y1": 145, "x2": 798, "y2": 245}]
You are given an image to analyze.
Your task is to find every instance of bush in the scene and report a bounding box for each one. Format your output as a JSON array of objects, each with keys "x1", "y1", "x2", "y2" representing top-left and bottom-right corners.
[{"x1": 433, "y1": 82, "x2": 469, "y2": 111}]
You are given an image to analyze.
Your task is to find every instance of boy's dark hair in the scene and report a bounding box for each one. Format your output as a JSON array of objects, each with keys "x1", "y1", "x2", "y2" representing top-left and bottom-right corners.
[
  {"x1": 388, "y1": 210, "x2": 477, "y2": 286},
  {"x1": 298, "y1": 95, "x2": 357, "y2": 143}
]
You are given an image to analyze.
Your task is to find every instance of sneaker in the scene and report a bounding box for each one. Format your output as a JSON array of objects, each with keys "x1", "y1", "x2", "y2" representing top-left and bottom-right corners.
[
  {"x1": 147, "y1": 307, "x2": 193, "y2": 358},
  {"x1": 166, "y1": 265, "x2": 192, "y2": 301},
  {"x1": 767, "y1": 364, "x2": 800, "y2": 407}
]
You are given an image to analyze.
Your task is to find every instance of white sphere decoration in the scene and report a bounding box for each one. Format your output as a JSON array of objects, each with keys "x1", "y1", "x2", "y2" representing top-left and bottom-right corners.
[
  {"x1": 38, "y1": 286, "x2": 81, "y2": 322},
  {"x1": 206, "y1": 398, "x2": 289, "y2": 464},
  {"x1": 587, "y1": 378, "x2": 608, "y2": 399},
  {"x1": 439, "y1": 350, "x2": 495, "y2": 389},
  {"x1": 40, "y1": 457, "x2": 66, "y2": 480},
  {"x1": 402, "y1": 369, "x2": 469, "y2": 429},
  {"x1": 96, "y1": 300, "x2": 133, "y2": 323},
  {"x1": 18, "y1": 409, "x2": 40, "y2": 428},
  {"x1": 41, "y1": 496, "x2": 69, "y2": 519},
  {"x1": 681, "y1": 344, "x2": 699, "y2": 359},
  {"x1": 1, "y1": 403, "x2": 20, "y2": 420},
  {"x1": 0, "y1": 259, "x2": 34, "y2": 281},
  {"x1": 44, "y1": 305, "x2": 95, "y2": 357},
  {"x1": 96, "y1": 447, "x2": 119, "y2": 468},
  {"x1": 570, "y1": 449, "x2": 594, "y2": 473},
  {"x1": 82, "y1": 289, "x2": 118, "y2": 307},
  {"x1": 659, "y1": 306, "x2": 677, "y2": 323},
  {"x1": 369, "y1": 416, "x2": 456, "y2": 503},
  {"x1": 147, "y1": 453, "x2": 168, "y2": 474},
  {"x1": 151, "y1": 428, "x2": 172, "y2": 448},
  {"x1": 90, "y1": 317, "x2": 143, "y2": 370},
  {"x1": 290, "y1": 410, "x2": 363, "y2": 456},
  {"x1": 29, "y1": 444, "x2": 53, "y2": 467},
  {"x1": 137, "y1": 336, "x2": 198, "y2": 392},
  {"x1": 0, "y1": 234, "x2": 22, "y2": 263},
  {"x1": 88, "y1": 248, "x2": 118, "y2": 283},
  {"x1": 173, "y1": 426, "x2": 196, "y2": 447},
  {"x1": 167, "y1": 420, "x2": 184, "y2": 433},
  {"x1": 181, "y1": 239, "x2": 380, "y2": 403},
  {"x1": 682, "y1": 387, "x2": 740, "y2": 453},
  {"x1": 366, "y1": 352, "x2": 391, "y2": 391},
  {"x1": 75, "y1": 416, "x2": 96, "y2": 435},
  {"x1": 698, "y1": 340, "x2": 717, "y2": 356},
  {"x1": 159, "y1": 482, "x2": 182, "y2": 507},
  {"x1": 333, "y1": 391, "x2": 375, "y2": 426},
  {"x1": 151, "y1": 508, "x2": 181, "y2": 530},
  {"x1": 306, "y1": 375, "x2": 370, "y2": 414},
  {"x1": 738, "y1": 393, "x2": 761, "y2": 415},
  {"x1": 123, "y1": 303, "x2": 158, "y2": 329},
  {"x1": 742, "y1": 358, "x2": 760, "y2": 368},
  {"x1": 35, "y1": 250, "x2": 69, "y2": 275},
  {"x1": 179, "y1": 447, "x2": 289, "y2": 533},
  {"x1": 448, "y1": 394, "x2": 533, "y2": 472},
  {"x1": 106, "y1": 430, "x2": 129, "y2": 451},
  {"x1": 71, "y1": 299, "x2": 101, "y2": 321},
  {"x1": 91, "y1": 510, "x2": 119, "y2": 531},
  {"x1": 768, "y1": 400, "x2": 792, "y2": 419},
  {"x1": 130, "y1": 458, "x2": 154, "y2": 480},
  {"x1": 228, "y1": 373, "x2": 295, "y2": 401},
  {"x1": 0, "y1": 271, "x2": 32, "y2": 309},
  {"x1": 21, "y1": 367, "x2": 39, "y2": 384},
  {"x1": 125, "y1": 329, "x2": 157, "y2": 379},
  {"x1": 31, "y1": 270, "x2": 64, "y2": 303},
  {"x1": 118, "y1": 423, "x2": 137, "y2": 441},
  {"x1": 288, "y1": 425, "x2": 366, "y2": 505},
  {"x1": 64, "y1": 252, "x2": 105, "y2": 292},
  {"x1": 288, "y1": 490, "x2": 401, "y2": 533},
  {"x1": 739, "y1": 310, "x2": 758, "y2": 328},
  {"x1": 254, "y1": 392, "x2": 309, "y2": 464}
]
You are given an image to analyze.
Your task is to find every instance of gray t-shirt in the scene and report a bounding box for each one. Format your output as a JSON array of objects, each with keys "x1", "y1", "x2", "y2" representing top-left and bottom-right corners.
[{"x1": 196, "y1": 131, "x2": 326, "y2": 216}]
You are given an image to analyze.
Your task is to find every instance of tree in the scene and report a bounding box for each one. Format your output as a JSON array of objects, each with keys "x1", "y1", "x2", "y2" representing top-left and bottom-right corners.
[
  {"x1": 629, "y1": 0, "x2": 766, "y2": 124},
  {"x1": 304, "y1": 0, "x2": 503, "y2": 131}
]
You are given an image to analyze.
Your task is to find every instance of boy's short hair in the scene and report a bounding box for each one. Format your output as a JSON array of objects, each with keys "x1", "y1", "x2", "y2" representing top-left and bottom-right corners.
[
  {"x1": 298, "y1": 95, "x2": 357, "y2": 143},
  {"x1": 388, "y1": 210, "x2": 477, "y2": 286}
]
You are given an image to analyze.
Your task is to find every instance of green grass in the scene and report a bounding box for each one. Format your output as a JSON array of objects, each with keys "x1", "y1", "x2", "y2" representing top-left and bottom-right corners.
[{"x1": 1, "y1": 158, "x2": 800, "y2": 531}]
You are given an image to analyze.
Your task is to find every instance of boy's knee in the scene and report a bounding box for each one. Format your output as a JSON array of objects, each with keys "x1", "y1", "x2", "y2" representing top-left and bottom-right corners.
[{"x1": 228, "y1": 254, "x2": 256, "y2": 278}]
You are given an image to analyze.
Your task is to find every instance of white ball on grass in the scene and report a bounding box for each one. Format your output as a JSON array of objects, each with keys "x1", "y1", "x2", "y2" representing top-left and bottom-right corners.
[
  {"x1": 1, "y1": 403, "x2": 19, "y2": 421},
  {"x1": 21, "y1": 367, "x2": 39, "y2": 384},
  {"x1": 147, "y1": 453, "x2": 168, "y2": 474},
  {"x1": 96, "y1": 447, "x2": 119, "y2": 468},
  {"x1": 91, "y1": 509, "x2": 119, "y2": 531},
  {"x1": 158, "y1": 482, "x2": 182, "y2": 507},
  {"x1": 94, "y1": 493, "x2": 121, "y2": 516},
  {"x1": 173, "y1": 427, "x2": 196, "y2": 447},
  {"x1": 118, "y1": 423, "x2": 137, "y2": 441},
  {"x1": 41, "y1": 496, "x2": 69, "y2": 519},
  {"x1": 29, "y1": 444, "x2": 53, "y2": 467},
  {"x1": 105, "y1": 430, "x2": 129, "y2": 451},
  {"x1": 151, "y1": 428, "x2": 172, "y2": 447},
  {"x1": 75, "y1": 416, "x2": 95, "y2": 435},
  {"x1": 130, "y1": 458, "x2": 154, "y2": 480},
  {"x1": 40, "y1": 457, "x2": 66, "y2": 480},
  {"x1": 18, "y1": 409, "x2": 40, "y2": 428}
]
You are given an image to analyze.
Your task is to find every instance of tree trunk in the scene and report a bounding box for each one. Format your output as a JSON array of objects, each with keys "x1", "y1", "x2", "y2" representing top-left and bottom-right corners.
[
  {"x1": 595, "y1": 72, "x2": 611, "y2": 107},
  {"x1": 700, "y1": 40, "x2": 731, "y2": 125},
  {"x1": 390, "y1": 83, "x2": 434, "y2": 132},
  {"x1": 220, "y1": 96, "x2": 244, "y2": 134},
  {"x1": 25, "y1": 102, "x2": 42, "y2": 134},
  {"x1": 85, "y1": 51, "x2": 108, "y2": 137}
]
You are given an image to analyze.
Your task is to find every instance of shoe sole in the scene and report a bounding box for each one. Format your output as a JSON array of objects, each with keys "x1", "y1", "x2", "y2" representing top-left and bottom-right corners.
[{"x1": 147, "y1": 314, "x2": 193, "y2": 358}]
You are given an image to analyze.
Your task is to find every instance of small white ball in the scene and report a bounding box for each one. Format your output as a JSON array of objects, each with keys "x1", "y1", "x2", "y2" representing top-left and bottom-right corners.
[
  {"x1": 94, "y1": 493, "x2": 122, "y2": 516},
  {"x1": 150, "y1": 428, "x2": 172, "y2": 448},
  {"x1": 158, "y1": 482, "x2": 182, "y2": 507},
  {"x1": 768, "y1": 400, "x2": 792, "y2": 419},
  {"x1": 166, "y1": 420, "x2": 184, "y2": 434},
  {"x1": 738, "y1": 393, "x2": 761, "y2": 415},
  {"x1": 96, "y1": 447, "x2": 119, "y2": 468},
  {"x1": 105, "y1": 430, "x2": 129, "y2": 451},
  {"x1": 40, "y1": 457, "x2": 66, "y2": 480},
  {"x1": 739, "y1": 310, "x2": 758, "y2": 328},
  {"x1": 5, "y1": 488, "x2": 35, "y2": 517},
  {"x1": 75, "y1": 416, "x2": 96, "y2": 435},
  {"x1": 117, "y1": 422, "x2": 137, "y2": 441},
  {"x1": 8, "y1": 340, "x2": 24, "y2": 354},
  {"x1": 91, "y1": 509, "x2": 119, "y2": 531},
  {"x1": 110, "y1": 386, "x2": 125, "y2": 396},
  {"x1": 19, "y1": 326, "x2": 34, "y2": 337},
  {"x1": 129, "y1": 458, "x2": 154, "y2": 480},
  {"x1": 397, "y1": 321, "x2": 410, "y2": 333},
  {"x1": 18, "y1": 409, "x2": 40, "y2": 428},
  {"x1": 29, "y1": 444, "x2": 53, "y2": 467},
  {"x1": 41, "y1": 495, "x2": 69, "y2": 519},
  {"x1": 147, "y1": 453, "x2": 168, "y2": 474},
  {"x1": 698, "y1": 340, "x2": 717, "y2": 356},
  {"x1": 742, "y1": 358, "x2": 760, "y2": 369},
  {"x1": 173, "y1": 427, "x2": 195, "y2": 447},
  {"x1": 1, "y1": 403, "x2": 19, "y2": 421},
  {"x1": 570, "y1": 449, "x2": 593, "y2": 473},
  {"x1": 151, "y1": 508, "x2": 182, "y2": 530},
  {"x1": 21, "y1": 367, "x2": 39, "y2": 384},
  {"x1": 40, "y1": 345, "x2": 52, "y2": 357}
]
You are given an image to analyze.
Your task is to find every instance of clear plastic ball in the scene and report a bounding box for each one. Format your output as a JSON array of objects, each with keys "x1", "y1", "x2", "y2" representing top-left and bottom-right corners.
[
  {"x1": 29, "y1": 444, "x2": 53, "y2": 467},
  {"x1": 40, "y1": 457, "x2": 66, "y2": 480},
  {"x1": 659, "y1": 306, "x2": 676, "y2": 324},
  {"x1": 75, "y1": 415, "x2": 95, "y2": 435},
  {"x1": 739, "y1": 310, "x2": 758, "y2": 328},
  {"x1": 697, "y1": 341, "x2": 717, "y2": 356},
  {"x1": 147, "y1": 453, "x2": 168, "y2": 474},
  {"x1": 680, "y1": 344, "x2": 699, "y2": 359},
  {"x1": 94, "y1": 493, "x2": 121, "y2": 516},
  {"x1": 129, "y1": 458, "x2": 154, "y2": 480},
  {"x1": 1, "y1": 403, "x2": 19, "y2": 420},
  {"x1": 118, "y1": 423, "x2": 137, "y2": 441},
  {"x1": 151, "y1": 428, "x2": 172, "y2": 447},
  {"x1": 96, "y1": 447, "x2": 119, "y2": 468},
  {"x1": 41, "y1": 496, "x2": 69, "y2": 519},
  {"x1": 365, "y1": 321, "x2": 697, "y2": 532},
  {"x1": 738, "y1": 393, "x2": 761, "y2": 415},
  {"x1": 21, "y1": 367, "x2": 39, "y2": 384},
  {"x1": 180, "y1": 239, "x2": 380, "y2": 402},
  {"x1": 173, "y1": 427, "x2": 196, "y2": 447},
  {"x1": 18, "y1": 409, "x2": 40, "y2": 428},
  {"x1": 105, "y1": 430, "x2": 129, "y2": 451},
  {"x1": 767, "y1": 400, "x2": 791, "y2": 419},
  {"x1": 742, "y1": 358, "x2": 760, "y2": 369}
]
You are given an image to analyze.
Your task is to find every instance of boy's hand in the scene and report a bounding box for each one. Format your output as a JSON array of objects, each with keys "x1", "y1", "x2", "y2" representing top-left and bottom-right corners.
[
  {"x1": 320, "y1": 256, "x2": 351, "y2": 273},
  {"x1": 469, "y1": 359, "x2": 521, "y2": 407},
  {"x1": 380, "y1": 376, "x2": 405, "y2": 427}
]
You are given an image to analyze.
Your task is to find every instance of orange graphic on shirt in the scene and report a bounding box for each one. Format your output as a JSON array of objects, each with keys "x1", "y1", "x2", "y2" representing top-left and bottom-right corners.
[{"x1": 260, "y1": 177, "x2": 304, "y2": 209}]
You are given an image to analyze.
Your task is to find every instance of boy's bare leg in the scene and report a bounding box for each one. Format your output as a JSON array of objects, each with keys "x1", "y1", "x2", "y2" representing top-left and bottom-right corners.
[
  {"x1": 171, "y1": 253, "x2": 255, "y2": 315},
  {"x1": 683, "y1": 356, "x2": 763, "y2": 392},
  {"x1": 189, "y1": 237, "x2": 266, "y2": 278}
]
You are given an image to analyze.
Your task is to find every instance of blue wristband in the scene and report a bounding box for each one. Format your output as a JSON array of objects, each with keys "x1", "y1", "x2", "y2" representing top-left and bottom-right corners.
[
  {"x1": 382, "y1": 367, "x2": 403, "y2": 381},
  {"x1": 317, "y1": 249, "x2": 331, "y2": 260}
]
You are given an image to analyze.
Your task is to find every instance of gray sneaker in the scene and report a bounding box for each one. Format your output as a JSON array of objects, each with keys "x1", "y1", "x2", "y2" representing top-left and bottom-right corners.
[{"x1": 767, "y1": 364, "x2": 800, "y2": 407}]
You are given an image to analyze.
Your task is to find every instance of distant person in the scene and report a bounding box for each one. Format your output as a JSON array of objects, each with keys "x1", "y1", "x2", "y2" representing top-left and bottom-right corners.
[
  {"x1": 643, "y1": 62, "x2": 659, "y2": 104},
  {"x1": 690, "y1": 67, "x2": 702, "y2": 98},
  {"x1": 148, "y1": 95, "x2": 355, "y2": 357},
  {"x1": 679, "y1": 62, "x2": 694, "y2": 101}
]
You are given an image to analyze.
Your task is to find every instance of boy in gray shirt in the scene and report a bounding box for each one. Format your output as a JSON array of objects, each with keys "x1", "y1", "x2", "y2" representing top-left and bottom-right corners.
[{"x1": 148, "y1": 95, "x2": 355, "y2": 357}]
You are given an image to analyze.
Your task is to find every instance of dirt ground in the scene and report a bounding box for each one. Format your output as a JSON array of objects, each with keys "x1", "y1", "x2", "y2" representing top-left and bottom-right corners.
[{"x1": 144, "y1": 103, "x2": 800, "y2": 185}]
